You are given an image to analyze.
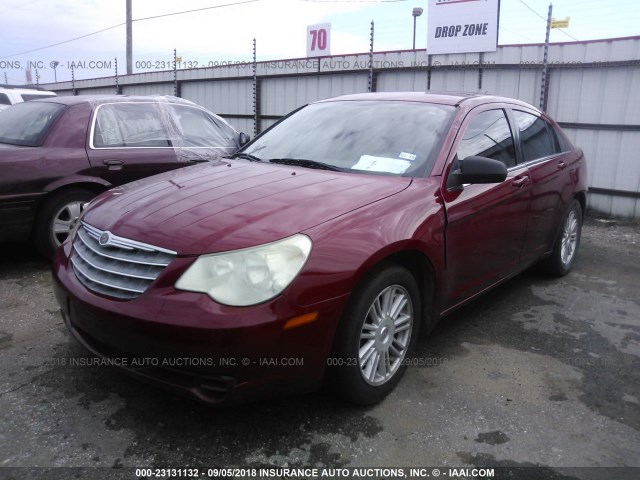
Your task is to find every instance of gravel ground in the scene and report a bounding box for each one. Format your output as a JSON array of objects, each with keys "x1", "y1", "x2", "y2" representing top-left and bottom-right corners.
[{"x1": 0, "y1": 215, "x2": 638, "y2": 480}]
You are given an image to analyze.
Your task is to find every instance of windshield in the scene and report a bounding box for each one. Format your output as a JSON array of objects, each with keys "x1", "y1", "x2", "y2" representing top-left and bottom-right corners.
[
  {"x1": 243, "y1": 100, "x2": 455, "y2": 176},
  {"x1": 0, "y1": 101, "x2": 64, "y2": 146}
]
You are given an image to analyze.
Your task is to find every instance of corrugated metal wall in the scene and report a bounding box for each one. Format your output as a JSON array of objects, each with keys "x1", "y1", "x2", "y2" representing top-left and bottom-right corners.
[{"x1": 42, "y1": 36, "x2": 640, "y2": 217}]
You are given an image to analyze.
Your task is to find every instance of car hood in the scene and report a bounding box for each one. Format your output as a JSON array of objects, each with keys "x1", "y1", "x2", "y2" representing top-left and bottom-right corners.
[{"x1": 84, "y1": 160, "x2": 412, "y2": 255}]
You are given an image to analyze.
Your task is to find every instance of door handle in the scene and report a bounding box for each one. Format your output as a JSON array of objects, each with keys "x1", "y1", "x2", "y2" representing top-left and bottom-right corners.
[
  {"x1": 511, "y1": 176, "x2": 530, "y2": 188},
  {"x1": 557, "y1": 161, "x2": 567, "y2": 169},
  {"x1": 103, "y1": 159, "x2": 124, "y2": 170}
]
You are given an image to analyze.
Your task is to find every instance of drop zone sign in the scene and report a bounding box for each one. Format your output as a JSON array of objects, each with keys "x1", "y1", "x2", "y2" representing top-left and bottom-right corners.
[{"x1": 427, "y1": 0, "x2": 499, "y2": 54}]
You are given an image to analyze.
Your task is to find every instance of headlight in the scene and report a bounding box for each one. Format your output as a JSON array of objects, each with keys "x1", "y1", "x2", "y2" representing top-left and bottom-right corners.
[{"x1": 175, "y1": 234, "x2": 312, "y2": 306}]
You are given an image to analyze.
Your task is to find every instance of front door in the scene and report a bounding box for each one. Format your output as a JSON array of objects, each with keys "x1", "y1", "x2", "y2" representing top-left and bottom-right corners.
[{"x1": 442, "y1": 107, "x2": 532, "y2": 310}]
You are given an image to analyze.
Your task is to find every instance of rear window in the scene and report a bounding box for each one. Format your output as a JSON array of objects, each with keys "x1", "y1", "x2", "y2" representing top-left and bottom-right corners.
[
  {"x1": 0, "y1": 101, "x2": 64, "y2": 146},
  {"x1": 21, "y1": 93, "x2": 56, "y2": 102}
]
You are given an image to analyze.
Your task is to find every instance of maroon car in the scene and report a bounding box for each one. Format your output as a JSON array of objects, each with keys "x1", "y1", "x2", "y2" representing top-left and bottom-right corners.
[
  {"x1": 52, "y1": 92, "x2": 587, "y2": 405},
  {"x1": 0, "y1": 95, "x2": 245, "y2": 257}
]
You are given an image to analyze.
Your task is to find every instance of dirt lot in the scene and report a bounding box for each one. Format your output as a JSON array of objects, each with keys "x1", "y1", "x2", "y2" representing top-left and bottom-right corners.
[{"x1": 0, "y1": 216, "x2": 638, "y2": 480}]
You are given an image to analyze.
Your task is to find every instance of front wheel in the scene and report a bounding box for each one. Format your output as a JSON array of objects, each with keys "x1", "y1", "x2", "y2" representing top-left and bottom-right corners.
[
  {"x1": 330, "y1": 265, "x2": 421, "y2": 405},
  {"x1": 33, "y1": 188, "x2": 95, "y2": 259},
  {"x1": 540, "y1": 199, "x2": 583, "y2": 276}
]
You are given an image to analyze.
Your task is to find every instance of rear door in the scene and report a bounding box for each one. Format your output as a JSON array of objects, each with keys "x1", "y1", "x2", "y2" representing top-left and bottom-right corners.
[
  {"x1": 442, "y1": 107, "x2": 532, "y2": 309},
  {"x1": 510, "y1": 109, "x2": 575, "y2": 262},
  {"x1": 86, "y1": 102, "x2": 184, "y2": 186}
]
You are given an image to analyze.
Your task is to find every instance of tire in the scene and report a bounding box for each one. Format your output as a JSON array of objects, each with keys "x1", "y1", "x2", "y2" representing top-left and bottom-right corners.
[
  {"x1": 540, "y1": 199, "x2": 583, "y2": 276},
  {"x1": 33, "y1": 188, "x2": 95, "y2": 259},
  {"x1": 330, "y1": 264, "x2": 421, "y2": 405}
]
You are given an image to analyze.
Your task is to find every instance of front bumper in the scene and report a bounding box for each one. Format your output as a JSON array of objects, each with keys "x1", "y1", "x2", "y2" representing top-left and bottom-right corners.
[{"x1": 52, "y1": 242, "x2": 348, "y2": 404}]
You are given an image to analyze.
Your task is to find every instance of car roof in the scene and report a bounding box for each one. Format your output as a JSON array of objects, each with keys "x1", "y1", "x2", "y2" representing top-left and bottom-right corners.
[
  {"x1": 318, "y1": 91, "x2": 540, "y2": 111},
  {"x1": 0, "y1": 84, "x2": 56, "y2": 94},
  {"x1": 32, "y1": 94, "x2": 198, "y2": 107}
]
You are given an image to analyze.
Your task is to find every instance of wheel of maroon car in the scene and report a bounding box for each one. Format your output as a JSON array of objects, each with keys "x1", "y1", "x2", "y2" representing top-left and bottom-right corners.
[
  {"x1": 33, "y1": 188, "x2": 95, "y2": 259},
  {"x1": 331, "y1": 264, "x2": 421, "y2": 405},
  {"x1": 541, "y1": 199, "x2": 583, "y2": 276}
]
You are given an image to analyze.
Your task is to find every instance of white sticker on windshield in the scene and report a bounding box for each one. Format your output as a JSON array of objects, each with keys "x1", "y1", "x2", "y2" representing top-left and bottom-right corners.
[
  {"x1": 399, "y1": 152, "x2": 417, "y2": 161},
  {"x1": 352, "y1": 155, "x2": 412, "y2": 174}
]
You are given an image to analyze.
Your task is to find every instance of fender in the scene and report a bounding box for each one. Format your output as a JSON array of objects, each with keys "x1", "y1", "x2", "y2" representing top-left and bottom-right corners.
[{"x1": 43, "y1": 174, "x2": 112, "y2": 193}]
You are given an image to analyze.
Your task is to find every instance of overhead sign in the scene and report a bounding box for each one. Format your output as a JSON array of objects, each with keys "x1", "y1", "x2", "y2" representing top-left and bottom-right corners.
[
  {"x1": 307, "y1": 23, "x2": 331, "y2": 58},
  {"x1": 551, "y1": 17, "x2": 570, "y2": 29},
  {"x1": 427, "y1": 0, "x2": 499, "y2": 55}
]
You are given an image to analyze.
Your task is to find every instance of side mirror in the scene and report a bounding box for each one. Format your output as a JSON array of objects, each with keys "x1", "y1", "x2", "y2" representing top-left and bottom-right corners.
[
  {"x1": 238, "y1": 132, "x2": 251, "y2": 147},
  {"x1": 447, "y1": 156, "x2": 508, "y2": 189}
]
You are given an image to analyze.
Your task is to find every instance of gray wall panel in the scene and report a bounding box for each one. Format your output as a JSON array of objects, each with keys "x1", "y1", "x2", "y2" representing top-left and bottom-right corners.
[
  {"x1": 120, "y1": 83, "x2": 174, "y2": 96},
  {"x1": 41, "y1": 37, "x2": 640, "y2": 217},
  {"x1": 260, "y1": 74, "x2": 367, "y2": 116},
  {"x1": 77, "y1": 87, "x2": 119, "y2": 95},
  {"x1": 181, "y1": 80, "x2": 252, "y2": 116}
]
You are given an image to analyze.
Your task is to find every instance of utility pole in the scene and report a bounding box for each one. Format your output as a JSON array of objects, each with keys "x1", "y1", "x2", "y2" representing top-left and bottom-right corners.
[
  {"x1": 51, "y1": 61, "x2": 59, "y2": 82},
  {"x1": 252, "y1": 38, "x2": 258, "y2": 137},
  {"x1": 126, "y1": 0, "x2": 133, "y2": 75},
  {"x1": 539, "y1": 2, "x2": 552, "y2": 110},
  {"x1": 412, "y1": 8, "x2": 423, "y2": 50},
  {"x1": 368, "y1": 21, "x2": 374, "y2": 92}
]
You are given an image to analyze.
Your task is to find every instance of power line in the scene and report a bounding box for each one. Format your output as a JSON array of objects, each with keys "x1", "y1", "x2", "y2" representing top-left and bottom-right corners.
[
  {"x1": 0, "y1": 23, "x2": 125, "y2": 59},
  {"x1": 518, "y1": 0, "x2": 579, "y2": 41},
  {"x1": 518, "y1": 0, "x2": 547, "y2": 21},
  {"x1": 300, "y1": 0, "x2": 408, "y2": 2},
  {"x1": 0, "y1": 0, "x2": 261, "y2": 60},
  {"x1": 133, "y1": 0, "x2": 260, "y2": 22}
]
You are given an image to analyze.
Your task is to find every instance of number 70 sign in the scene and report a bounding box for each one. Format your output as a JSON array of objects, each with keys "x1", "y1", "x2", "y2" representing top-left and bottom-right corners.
[{"x1": 307, "y1": 23, "x2": 331, "y2": 57}]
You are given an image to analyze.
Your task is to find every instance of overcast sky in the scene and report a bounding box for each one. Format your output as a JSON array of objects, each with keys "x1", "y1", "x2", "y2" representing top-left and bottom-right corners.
[{"x1": 1, "y1": 0, "x2": 638, "y2": 84}]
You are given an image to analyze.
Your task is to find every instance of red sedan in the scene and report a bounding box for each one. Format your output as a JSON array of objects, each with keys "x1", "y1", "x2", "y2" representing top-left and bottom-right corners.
[{"x1": 52, "y1": 92, "x2": 587, "y2": 405}]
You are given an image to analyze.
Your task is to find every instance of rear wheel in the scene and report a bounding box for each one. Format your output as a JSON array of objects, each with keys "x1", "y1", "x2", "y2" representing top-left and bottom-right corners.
[
  {"x1": 540, "y1": 199, "x2": 583, "y2": 276},
  {"x1": 331, "y1": 264, "x2": 421, "y2": 405},
  {"x1": 33, "y1": 188, "x2": 95, "y2": 259}
]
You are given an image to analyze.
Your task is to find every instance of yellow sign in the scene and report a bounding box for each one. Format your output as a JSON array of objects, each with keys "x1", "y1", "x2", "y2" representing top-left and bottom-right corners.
[
  {"x1": 551, "y1": 17, "x2": 570, "y2": 29},
  {"x1": 176, "y1": 56, "x2": 183, "y2": 63}
]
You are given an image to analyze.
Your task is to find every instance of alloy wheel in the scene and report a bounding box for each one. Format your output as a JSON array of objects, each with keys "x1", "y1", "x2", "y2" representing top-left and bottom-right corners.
[
  {"x1": 560, "y1": 209, "x2": 579, "y2": 266},
  {"x1": 52, "y1": 201, "x2": 85, "y2": 247},
  {"x1": 358, "y1": 285, "x2": 413, "y2": 386}
]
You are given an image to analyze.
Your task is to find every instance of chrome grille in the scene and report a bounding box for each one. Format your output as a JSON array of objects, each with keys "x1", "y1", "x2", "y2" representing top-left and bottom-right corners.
[{"x1": 71, "y1": 222, "x2": 177, "y2": 300}]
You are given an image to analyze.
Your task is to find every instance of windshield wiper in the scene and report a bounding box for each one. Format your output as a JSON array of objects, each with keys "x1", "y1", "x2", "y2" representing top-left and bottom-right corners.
[
  {"x1": 268, "y1": 158, "x2": 344, "y2": 172},
  {"x1": 225, "y1": 152, "x2": 263, "y2": 162},
  {"x1": 179, "y1": 149, "x2": 209, "y2": 163}
]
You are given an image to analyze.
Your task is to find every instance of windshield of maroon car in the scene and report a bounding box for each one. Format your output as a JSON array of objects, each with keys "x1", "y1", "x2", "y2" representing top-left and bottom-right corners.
[
  {"x1": 244, "y1": 100, "x2": 455, "y2": 176},
  {"x1": 0, "y1": 102, "x2": 64, "y2": 147}
]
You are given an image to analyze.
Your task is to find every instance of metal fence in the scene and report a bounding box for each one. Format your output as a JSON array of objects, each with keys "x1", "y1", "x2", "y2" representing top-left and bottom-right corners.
[{"x1": 42, "y1": 36, "x2": 640, "y2": 218}]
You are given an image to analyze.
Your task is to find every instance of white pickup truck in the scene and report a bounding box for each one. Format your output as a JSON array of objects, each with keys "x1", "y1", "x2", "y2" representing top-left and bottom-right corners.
[{"x1": 0, "y1": 85, "x2": 57, "y2": 112}]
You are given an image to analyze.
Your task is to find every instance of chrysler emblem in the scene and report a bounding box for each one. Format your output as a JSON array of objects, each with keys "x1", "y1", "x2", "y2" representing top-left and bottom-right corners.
[{"x1": 99, "y1": 232, "x2": 111, "y2": 246}]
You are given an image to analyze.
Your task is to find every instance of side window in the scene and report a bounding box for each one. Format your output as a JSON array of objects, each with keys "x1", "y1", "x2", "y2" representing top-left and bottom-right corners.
[
  {"x1": 552, "y1": 124, "x2": 574, "y2": 153},
  {"x1": 0, "y1": 94, "x2": 11, "y2": 105},
  {"x1": 457, "y1": 109, "x2": 517, "y2": 168},
  {"x1": 512, "y1": 110, "x2": 556, "y2": 161},
  {"x1": 169, "y1": 105, "x2": 237, "y2": 147},
  {"x1": 93, "y1": 103, "x2": 171, "y2": 148}
]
